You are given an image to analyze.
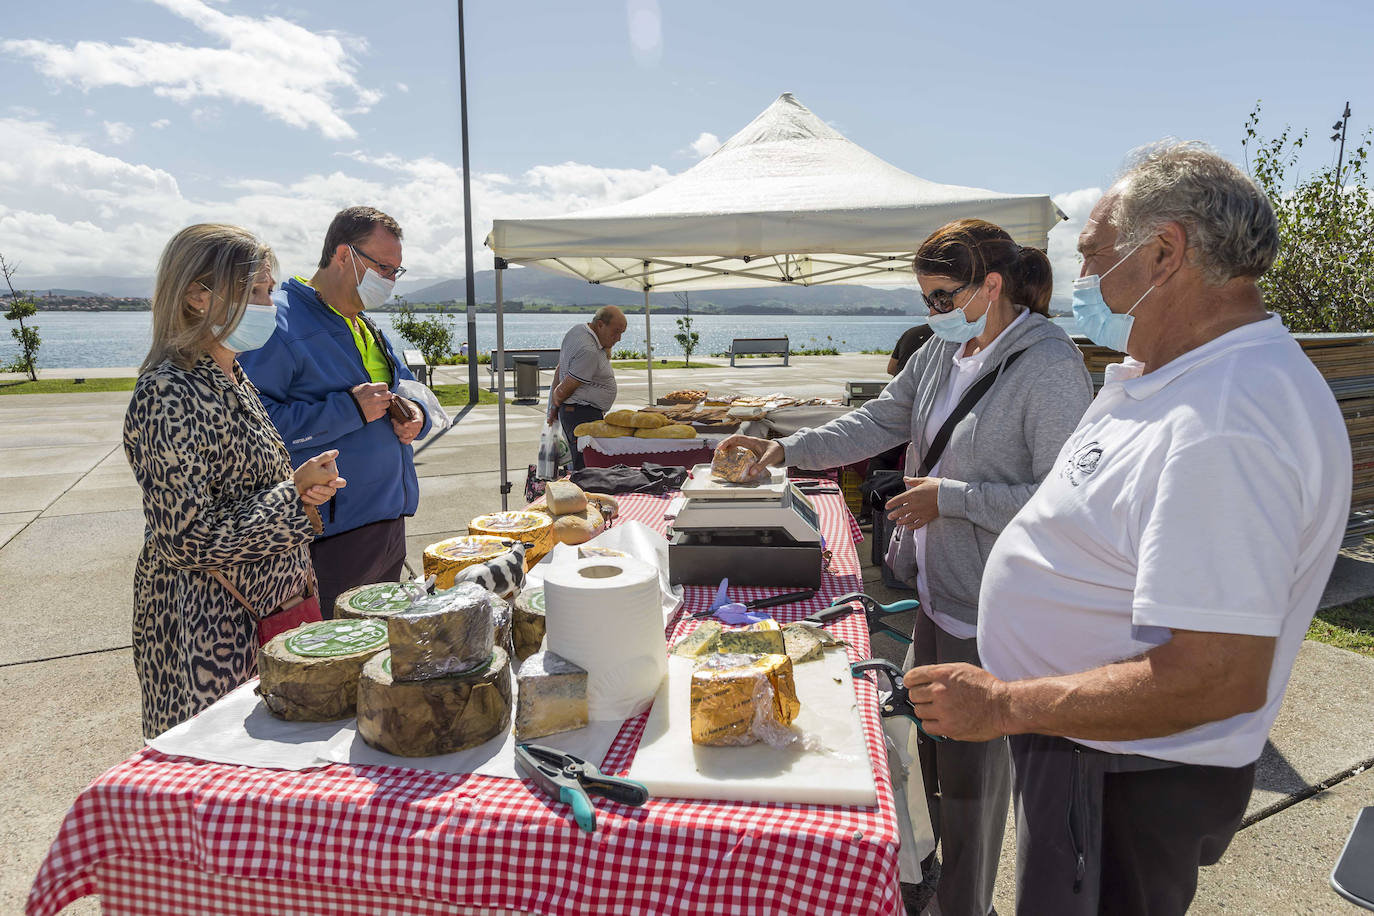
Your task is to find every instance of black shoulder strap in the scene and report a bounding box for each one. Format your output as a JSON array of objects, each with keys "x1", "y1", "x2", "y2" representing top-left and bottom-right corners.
[{"x1": 918, "y1": 348, "x2": 1026, "y2": 475}]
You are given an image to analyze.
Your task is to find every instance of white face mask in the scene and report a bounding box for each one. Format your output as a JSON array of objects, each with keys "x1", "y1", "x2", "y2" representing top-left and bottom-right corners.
[{"x1": 349, "y1": 246, "x2": 395, "y2": 310}]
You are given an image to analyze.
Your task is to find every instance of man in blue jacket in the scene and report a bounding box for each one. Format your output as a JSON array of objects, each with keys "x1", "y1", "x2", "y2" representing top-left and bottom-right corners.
[{"x1": 240, "y1": 206, "x2": 431, "y2": 616}]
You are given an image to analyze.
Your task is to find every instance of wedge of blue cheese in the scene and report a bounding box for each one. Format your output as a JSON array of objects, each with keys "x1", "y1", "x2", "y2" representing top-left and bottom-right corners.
[
  {"x1": 671, "y1": 620, "x2": 722, "y2": 657},
  {"x1": 780, "y1": 622, "x2": 825, "y2": 664},
  {"x1": 515, "y1": 650, "x2": 588, "y2": 739},
  {"x1": 717, "y1": 618, "x2": 785, "y2": 656}
]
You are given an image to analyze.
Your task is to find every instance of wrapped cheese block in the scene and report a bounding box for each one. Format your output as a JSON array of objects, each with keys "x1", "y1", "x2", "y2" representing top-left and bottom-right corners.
[
  {"x1": 690, "y1": 653, "x2": 801, "y2": 747},
  {"x1": 711, "y1": 445, "x2": 759, "y2": 484},
  {"x1": 387, "y1": 588, "x2": 494, "y2": 681},
  {"x1": 515, "y1": 650, "x2": 589, "y2": 740},
  {"x1": 441, "y1": 581, "x2": 511, "y2": 653},
  {"x1": 717, "y1": 618, "x2": 786, "y2": 656},
  {"x1": 605, "y1": 409, "x2": 671, "y2": 429},
  {"x1": 633, "y1": 423, "x2": 696, "y2": 439},
  {"x1": 423, "y1": 534, "x2": 514, "y2": 590},
  {"x1": 545, "y1": 480, "x2": 588, "y2": 515},
  {"x1": 258, "y1": 619, "x2": 390, "y2": 721},
  {"x1": 781, "y1": 622, "x2": 826, "y2": 664},
  {"x1": 334, "y1": 581, "x2": 422, "y2": 621},
  {"x1": 356, "y1": 647, "x2": 512, "y2": 757},
  {"x1": 512, "y1": 587, "x2": 547, "y2": 661},
  {"x1": 671, "y1": 620, "x2": 722, "y2": 658},
  {"x1": 468, "y1": 511, "x2": 553, "y2": 568}
]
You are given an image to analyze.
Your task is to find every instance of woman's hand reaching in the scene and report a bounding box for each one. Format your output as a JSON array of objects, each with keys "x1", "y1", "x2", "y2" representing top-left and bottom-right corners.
[{"x1": 293, "y1": 449, "x2": 347, "y2": 507}]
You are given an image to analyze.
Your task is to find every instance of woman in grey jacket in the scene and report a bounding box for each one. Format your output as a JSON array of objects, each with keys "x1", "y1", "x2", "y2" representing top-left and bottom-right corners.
[{"x1": 722, "y1": 219, "x2": 1093, "y2": 916}]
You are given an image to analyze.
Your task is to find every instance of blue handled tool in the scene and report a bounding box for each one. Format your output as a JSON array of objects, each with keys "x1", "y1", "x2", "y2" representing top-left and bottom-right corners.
[
  {"x1": 851, "y1": 659, "x2": 947, "y2": 742},
  {"x1": 514, "y1": 743, "x2": 649, "y2": 834},
  {"x1": 813, "y1": 591, "x2": 917, "y2": 644}
]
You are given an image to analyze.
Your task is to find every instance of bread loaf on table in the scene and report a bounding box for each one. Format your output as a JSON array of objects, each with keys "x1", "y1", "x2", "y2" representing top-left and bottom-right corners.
[
  {"x1": 573, "y1": 420, "x2": 633, "y2": 438},
  {"x1": 634, "y1": 423, "x2": 697, "y2": 439},
  {"x1": 605, "y1": 409, "x2": 670, "y2": 429}
]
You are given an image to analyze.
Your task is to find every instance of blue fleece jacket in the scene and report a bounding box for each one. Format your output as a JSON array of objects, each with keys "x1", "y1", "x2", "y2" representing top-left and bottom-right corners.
[{"x1": 238, "y1": 277, "x2": 432, "y2": 538}]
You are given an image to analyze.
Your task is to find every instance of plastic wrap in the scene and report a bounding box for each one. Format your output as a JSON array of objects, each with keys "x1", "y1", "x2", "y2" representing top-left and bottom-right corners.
[
  {"x1": 690, "y1": 653, "x2": 801, "y2": 748},
  {"x1": 387, "y1": 588, "x2": 494, "y2": 681}
]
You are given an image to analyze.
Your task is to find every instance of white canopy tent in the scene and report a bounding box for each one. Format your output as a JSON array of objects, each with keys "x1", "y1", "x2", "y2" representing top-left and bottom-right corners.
[{"x1": 483, "y1": 92, "x2": 1065, "y2": 507}]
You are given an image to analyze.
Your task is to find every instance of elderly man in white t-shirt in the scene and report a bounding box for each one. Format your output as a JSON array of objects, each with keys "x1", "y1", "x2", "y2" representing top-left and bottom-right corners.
[{"x1": 901, "y1": 142, "x2": 1351, "y2": 915}]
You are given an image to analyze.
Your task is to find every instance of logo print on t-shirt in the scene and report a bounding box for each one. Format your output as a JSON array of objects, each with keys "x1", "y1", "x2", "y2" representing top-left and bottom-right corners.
[{"x1": 1061, "y1": 441, "x2": 1103, "y2": 487}]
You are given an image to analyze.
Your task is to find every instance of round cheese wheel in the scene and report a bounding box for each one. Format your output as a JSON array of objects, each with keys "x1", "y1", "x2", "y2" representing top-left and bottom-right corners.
[
  {"x1": 423, "y1": 535, "x2": 514, "y2": 590},
  {"x1": 356, "y1": 646, "x2": 513, "y2": 757},
  {"x1": 512, "y1": 587, "x2": 547, "y2": 662},
  {"x1": 258, "y1": 619, "x2": 390, "y2": 721},
  {"x1": 334, "y1": 581, "x2": 422, "y2": 620},
  {"x1": 468, "y1": 511, "x2": 553, "y2": 568}
]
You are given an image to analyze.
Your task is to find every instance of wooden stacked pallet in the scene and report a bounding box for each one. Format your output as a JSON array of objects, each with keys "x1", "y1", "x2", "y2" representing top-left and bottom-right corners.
[{"x1": 1074, "y1": 333, "x2": 1374, "y2": 545}]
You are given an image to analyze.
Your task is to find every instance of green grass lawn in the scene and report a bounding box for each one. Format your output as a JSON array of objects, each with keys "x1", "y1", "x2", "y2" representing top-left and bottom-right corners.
[
  {"x1": 1307, "y1": 597, "x2": 1374, "y2": 656},
  {"x1": 0, "y1": 377, "x2": 137, "y2": 394},
  {"x1": 432, "y1": 384, "x2": 499, "y2": 406}
]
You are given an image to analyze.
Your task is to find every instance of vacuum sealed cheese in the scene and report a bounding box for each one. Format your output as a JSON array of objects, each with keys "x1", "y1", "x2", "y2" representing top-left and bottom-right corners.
[
  {"x1": 711, "y1": 445, "x2": 759, "y2": 484},
  {"x1": 690, "y1": 653, "x2": 801, "y2": 747}
]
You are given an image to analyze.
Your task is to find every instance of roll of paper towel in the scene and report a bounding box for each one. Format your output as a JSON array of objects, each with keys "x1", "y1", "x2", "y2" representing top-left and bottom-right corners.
[{"x1": 542, "y1": 556, "x2": 668, "y2": 720}]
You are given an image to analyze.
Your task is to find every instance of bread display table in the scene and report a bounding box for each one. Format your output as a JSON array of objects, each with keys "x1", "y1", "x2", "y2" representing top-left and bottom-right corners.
[
  {"x1": 577, "y1": 434, "x2": 725, "y2": 469},
  {"x1": 28, "y1": 493, "x2": 902, "y2": 916}
]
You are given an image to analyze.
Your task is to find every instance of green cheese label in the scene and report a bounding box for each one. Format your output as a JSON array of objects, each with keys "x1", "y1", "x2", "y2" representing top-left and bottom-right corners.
[
  {"x1": 526, "y1": 589, "x2": 546, "y2": 613},
  {"x1": 284, "y1": 619, "x2": 388, "y2": 658},
  {"x1": 382, "y1": 655, "x2": 391, "y2": 676},
  {"x1": 349, "y1": 583, "x2": 415, "y2": 613}
]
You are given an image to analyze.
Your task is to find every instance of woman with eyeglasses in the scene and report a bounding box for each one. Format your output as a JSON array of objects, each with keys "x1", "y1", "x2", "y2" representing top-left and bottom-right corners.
[
  {"x1": 721, "y1": 218, "x2": 1092, "y2": 915},
  {"x1": 124, "y1": 224, "x2": 347, "y2": 739}
]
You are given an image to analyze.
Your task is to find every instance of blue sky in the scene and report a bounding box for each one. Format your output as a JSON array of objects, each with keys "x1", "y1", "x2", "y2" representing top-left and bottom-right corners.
[{"x1": 1, "y1": 0, "x2": 1369, "y2": 303}]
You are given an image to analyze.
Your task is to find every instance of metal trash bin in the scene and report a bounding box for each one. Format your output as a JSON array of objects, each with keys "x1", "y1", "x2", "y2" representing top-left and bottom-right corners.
[{"x1": 513, "y1": 355, "x2": 540, "y2": 401}]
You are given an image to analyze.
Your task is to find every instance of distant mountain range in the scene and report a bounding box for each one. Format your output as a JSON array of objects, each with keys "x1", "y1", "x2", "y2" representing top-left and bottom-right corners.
[{"x1": 17, "y1": 267, "x2": 928, "y2": 314}]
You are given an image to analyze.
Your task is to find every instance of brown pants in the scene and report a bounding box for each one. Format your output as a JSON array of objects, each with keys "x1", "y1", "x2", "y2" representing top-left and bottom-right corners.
[{"x1": 309, "y1": 516, "x2": 407, "y2": 618}]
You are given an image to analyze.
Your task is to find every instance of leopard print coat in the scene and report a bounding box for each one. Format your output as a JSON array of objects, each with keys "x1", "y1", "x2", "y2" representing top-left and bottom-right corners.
[{"x1": 124, "y1": 353, "x2": 321, "y2": 738}]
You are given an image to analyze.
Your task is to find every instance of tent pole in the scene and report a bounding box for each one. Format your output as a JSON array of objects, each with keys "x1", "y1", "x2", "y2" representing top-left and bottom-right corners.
[
  {"x1": 495, "y1": 259, "x2": 509, "y2": 510},
  {"x1": 643, "y1": 263, "x2": 654, "y2": 404}
]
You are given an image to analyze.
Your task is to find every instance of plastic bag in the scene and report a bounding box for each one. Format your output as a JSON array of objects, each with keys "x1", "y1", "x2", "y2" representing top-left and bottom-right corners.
[{"x1": 536, "y1": 421, "x2": 569, "y2": 479}]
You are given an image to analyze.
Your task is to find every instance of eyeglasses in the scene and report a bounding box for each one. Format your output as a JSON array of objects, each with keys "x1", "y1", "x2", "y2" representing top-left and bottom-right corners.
[
  {"x1": 350, "y1": 245, "x2": 406, "y2": 280},
  {"x1": 922, "y1": 281, "x2": 971, "y2": 314}
]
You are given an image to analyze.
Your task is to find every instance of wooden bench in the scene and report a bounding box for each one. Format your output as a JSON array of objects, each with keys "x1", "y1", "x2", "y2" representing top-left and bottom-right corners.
[
  {"x1": 729, "y1": 336, "x2": 790, "y2": 367},
  {"x1": 487, "y1": 348, "x2": 561, "y2": 389}
]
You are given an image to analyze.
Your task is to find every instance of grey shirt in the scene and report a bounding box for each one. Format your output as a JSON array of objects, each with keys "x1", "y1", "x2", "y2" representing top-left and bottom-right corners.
[
  {"x1": 779, "y1": 312, "x2": 1093, "y2": 627},
  {"x1": 558, "y1": 324, "x2": 617, "y2": 411}
]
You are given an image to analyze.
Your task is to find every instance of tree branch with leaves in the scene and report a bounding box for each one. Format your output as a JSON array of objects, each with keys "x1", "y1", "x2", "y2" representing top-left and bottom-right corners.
[{"x1": 0, "y1": 253, "x2": 41, "y2": 380}]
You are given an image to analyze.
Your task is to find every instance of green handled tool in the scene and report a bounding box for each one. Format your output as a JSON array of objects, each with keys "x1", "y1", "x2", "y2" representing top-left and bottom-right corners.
[
  {"x1": 800, "y1": 591, "x2": 917, "y2": 644},
  {"x1": 514, "y1": 743, "x2": 649, "y2": 834},
  {"x1": 851, "y1": 659, "x2": 947, "y2": 742}
]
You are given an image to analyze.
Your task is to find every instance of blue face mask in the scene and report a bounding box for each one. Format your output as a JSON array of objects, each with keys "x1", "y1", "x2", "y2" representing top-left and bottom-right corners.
[
  {"x1": 924, "y1": 289, "x2": 988, "y2": 344},
  {"x1": 1071, "y1": 243, "x2": 1153, "y2": 353},
  {"x1": 218, "y1": 302, "x2": 278, "y2": 353}
]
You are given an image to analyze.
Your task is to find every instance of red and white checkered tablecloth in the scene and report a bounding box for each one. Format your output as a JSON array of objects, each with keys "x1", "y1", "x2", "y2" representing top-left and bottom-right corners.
[{"x1": 28, "y1": 492, "x2": 900, "y2": 916}]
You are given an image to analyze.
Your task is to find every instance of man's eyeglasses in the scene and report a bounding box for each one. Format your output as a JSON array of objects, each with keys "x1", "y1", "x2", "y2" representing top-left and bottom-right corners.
[
  {"x1": 922, "y1": 281, "x2": 971, "y2": 314},
  {"x1": 350, "y1": 245, "x2": 406, "y2": 280}
]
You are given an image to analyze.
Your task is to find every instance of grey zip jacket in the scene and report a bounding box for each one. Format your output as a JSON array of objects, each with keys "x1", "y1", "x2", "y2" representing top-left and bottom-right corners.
[{"x1": 779, "y1": 312, "x2": 1093, "y2": 628}]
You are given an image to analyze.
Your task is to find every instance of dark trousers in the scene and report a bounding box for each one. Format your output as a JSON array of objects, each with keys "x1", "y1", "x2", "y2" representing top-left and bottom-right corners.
[
  {"x1": 1009, "y1": 733, "x2": 1255, "y2": 916},
  {"x1": 558, "y1": 403, "x2": 603, "y2": 472},
  {"x1": 904, "y1": 611, "x2": 1011, "y2": 916},
  {"x1": 309, "y1": 516, "x2": 408, "y2": 618}
]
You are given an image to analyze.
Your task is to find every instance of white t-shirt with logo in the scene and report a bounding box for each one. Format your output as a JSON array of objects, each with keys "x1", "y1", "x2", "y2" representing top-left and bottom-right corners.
[{"x1": 978, "y1": 315, "x2": 1350, "y2": 766}]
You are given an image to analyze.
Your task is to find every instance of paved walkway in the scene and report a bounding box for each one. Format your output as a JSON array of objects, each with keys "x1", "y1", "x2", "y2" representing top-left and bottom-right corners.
[{"x1": 3, "y1": 355, "x2": 1371, "y2": 914}]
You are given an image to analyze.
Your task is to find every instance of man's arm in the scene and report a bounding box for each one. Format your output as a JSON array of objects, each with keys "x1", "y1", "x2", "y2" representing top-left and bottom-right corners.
[
  {"x1": 904, "y1": 629, "x2": 1275, "y2": 743},
  {"x1": 547, "y1": 374, "x2": 583, "y2": 423},
  {"x1": 239, "y1": 333, "x2": 367, "y2": 449}
]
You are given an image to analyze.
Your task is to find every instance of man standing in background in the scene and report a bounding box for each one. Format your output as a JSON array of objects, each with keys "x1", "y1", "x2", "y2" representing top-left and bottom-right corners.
[
  {"x1": 240, "y1": 206, "x2": 431, "y2": 616},
  {"x1": 547, "y1": 305, "x2": 627, "y2": 470}
]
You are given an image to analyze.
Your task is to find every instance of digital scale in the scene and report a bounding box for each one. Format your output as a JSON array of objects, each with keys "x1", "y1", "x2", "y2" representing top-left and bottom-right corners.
[{"x1": 666, "y1": 465, "x2": 824, "y2": 588}]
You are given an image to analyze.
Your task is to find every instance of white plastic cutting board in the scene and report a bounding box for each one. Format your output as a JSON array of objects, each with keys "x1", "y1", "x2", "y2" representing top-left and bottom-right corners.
[
  {"x1": 680, "y1": 464, "x2": 787, "y2": 498},
  {"x1": 627, "y1": 649, "x2": 877, "y2": 806}
]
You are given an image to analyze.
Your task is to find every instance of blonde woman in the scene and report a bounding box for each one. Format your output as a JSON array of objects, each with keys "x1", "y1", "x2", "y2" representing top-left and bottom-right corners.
[{"x1": 124, "y1": 224, "x2": 347, "y2": 738}]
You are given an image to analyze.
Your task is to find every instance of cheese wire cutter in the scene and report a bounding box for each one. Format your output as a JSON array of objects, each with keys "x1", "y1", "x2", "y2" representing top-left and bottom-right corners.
[
  {"x1": 850, "y1": 659, "x2": 947, "y2": 742},
  {"x1": 816, "y1": 591, "x2": 917, "y2": 644},
  {"x1": 514, "y1": 743, "x2": 649, "y2": 833}
]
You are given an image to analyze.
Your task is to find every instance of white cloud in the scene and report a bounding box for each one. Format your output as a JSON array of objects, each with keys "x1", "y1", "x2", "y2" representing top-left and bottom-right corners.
[
  {"x1": 626, "y1": 0, "x2": 662, "y2": 68},
  {"x1": 688, "y1": 131, "x2": 721, "y2": 159},
  {"x1": 103, "y1": 120, "x2": 134, "y2": 144},
  {"x1": 1047, "y1": 187, "x2": 1102, "y2": 310},
  {"x1": 0, "y1": 116, "x2": 676, "y2": 281},
  {"x1": 150, "y1": 119, "x2": 171, "y2": 129},
  {"x1": 395, "y1": 82, "x2": 410, "y2": 93},
  {"x1": 3, "y1": 0, "x2": 380, "y2": 140}
]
